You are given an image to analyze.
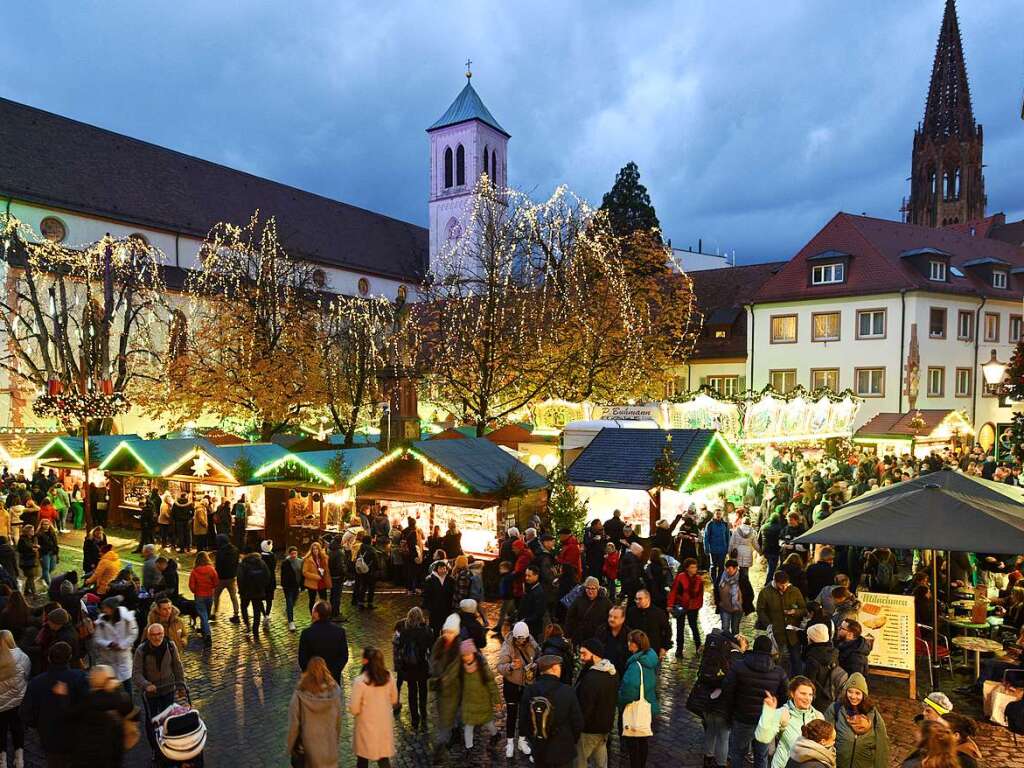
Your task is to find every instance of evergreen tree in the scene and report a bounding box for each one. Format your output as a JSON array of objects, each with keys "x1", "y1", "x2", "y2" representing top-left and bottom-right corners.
[
  {"x1": 546, "y1": 464, "x2": 589, "y2": 537},
  {"x1": 1006, "y1": 337, "x2": 1024, "y2": 400},
  {"x1": 600, "y1": 161, "x2": 662, "y2": 241}
]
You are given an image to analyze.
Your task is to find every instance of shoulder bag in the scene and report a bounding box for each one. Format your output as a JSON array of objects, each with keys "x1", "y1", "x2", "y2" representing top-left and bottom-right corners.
[{"x1": 622, "y1": 662, "x2": 653, "y2": 737}]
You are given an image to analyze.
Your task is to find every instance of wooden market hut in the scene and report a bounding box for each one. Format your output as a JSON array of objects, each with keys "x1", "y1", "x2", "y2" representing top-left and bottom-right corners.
[
  {"x1": 32, "y1": 434, "x2": 138, "y2": 473},
  {"x1": 853, "y1": 409, "x2": 974, "y2": 458},
  {"x1": 349, "y1": 437, "x2": 547, "y2": 557}
]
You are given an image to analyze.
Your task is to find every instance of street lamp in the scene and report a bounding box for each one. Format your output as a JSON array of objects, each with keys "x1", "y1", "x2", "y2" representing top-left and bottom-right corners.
[{"x1": 981, "y1": 349, "x2": 1008, "y2": 395}]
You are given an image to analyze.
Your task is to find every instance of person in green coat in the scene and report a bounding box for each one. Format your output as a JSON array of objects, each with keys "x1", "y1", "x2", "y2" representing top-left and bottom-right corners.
[
  {"x1": 456, "y1": 638, "x2": 501, "y2": 755},
  {"x1": 756, "y1": 569, "x2": 807, "y2": 674},
  {"x1": 618, "y1": 630, "x2": 661, "y2": 768},
  {"x1": 824, "y1": 673, "x2": 890, "y2": 768},
  {"x1": 429, "y1": 615, "x2": 463, "y2": 762}
]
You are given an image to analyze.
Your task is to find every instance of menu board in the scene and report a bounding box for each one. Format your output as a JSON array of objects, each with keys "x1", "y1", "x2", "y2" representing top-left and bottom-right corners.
[{"x1": 856, "y1": 591, "x2": 916, "y2": 673}]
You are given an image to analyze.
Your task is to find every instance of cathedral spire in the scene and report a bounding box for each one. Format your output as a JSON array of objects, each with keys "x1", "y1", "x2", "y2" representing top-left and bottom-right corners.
[{"x1": 921, "y1": 0, "x2": 976, "y2": 139}]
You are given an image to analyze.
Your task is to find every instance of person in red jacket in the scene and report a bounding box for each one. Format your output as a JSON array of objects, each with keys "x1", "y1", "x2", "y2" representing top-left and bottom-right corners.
[
  {"x1": 667, "y1": 557, "x2": 705, "y2": 657},
  {"x1": 602, "y1": 542, "x2": 620, "y2": 602},
  {"x1": 188, "y1": 550, "x2": 219, "y2": 645},
  {"x1": 556, "y1": 529, "x2": 582, "y2": 578},
  {"x1": 512, "y1": 539, "x2": 534, "y2": 601}
]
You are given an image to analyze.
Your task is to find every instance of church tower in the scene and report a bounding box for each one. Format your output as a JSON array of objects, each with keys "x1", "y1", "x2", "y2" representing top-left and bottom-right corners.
[
  {"x1": 906, "y1": 0, "x2": 985, "y2": 227},
  {"x1": 427, "y1": 63, "x2": 509, "y2": 268}
]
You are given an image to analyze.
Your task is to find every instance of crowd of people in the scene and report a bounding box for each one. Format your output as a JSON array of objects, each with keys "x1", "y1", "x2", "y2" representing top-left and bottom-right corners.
[{"x1": 0, "y1": 442, "x2": 1020, "y2": 766}]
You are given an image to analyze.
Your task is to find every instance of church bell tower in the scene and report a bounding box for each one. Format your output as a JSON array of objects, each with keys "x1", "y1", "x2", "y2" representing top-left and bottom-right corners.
[{"x1": 905, "y1": 0, "x2": 986, "y2": 228}]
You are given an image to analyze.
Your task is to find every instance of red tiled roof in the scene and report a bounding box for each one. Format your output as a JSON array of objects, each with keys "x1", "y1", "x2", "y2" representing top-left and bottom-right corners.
[
  {"x1": 753, "y1": 213, "x2": 1024, "y2": 304},
  {"x1": 855, "y1": 409, "x2": 959, "y2": 438},
  {"x1": 688, "y1": 262, "x2": 785, "y2": 359}
]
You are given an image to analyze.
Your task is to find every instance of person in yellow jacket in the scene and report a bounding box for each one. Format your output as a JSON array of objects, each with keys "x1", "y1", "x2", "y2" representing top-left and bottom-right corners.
[{"x1": 84, "y1": 545, "x2": 121, "y2": 595}]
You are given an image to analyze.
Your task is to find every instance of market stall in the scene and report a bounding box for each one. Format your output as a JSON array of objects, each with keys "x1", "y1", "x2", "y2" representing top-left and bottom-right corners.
[
  {"x1": 253, "y1": 447, "x2": 382, "y2": 551},
  {"x1": 853, "y1": 409, "x2": 974, "y2": 458},
  {"x1": 348, "y1": 437, "x2": 547, "y2": 557},
  {"x1": 0, "y1": 431, "x2": 65, "y2": 477},
  {"x1": 566, "y1": 428, "x2": 747, "y2": 536},
  {"x1": 32, "y1": 434, "x2": 138, "y2": 488}
]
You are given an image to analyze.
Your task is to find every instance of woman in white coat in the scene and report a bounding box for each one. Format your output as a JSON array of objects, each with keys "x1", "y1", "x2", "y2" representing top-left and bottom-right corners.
[
  {"x1": 0, "y1": 629, "x2": 30, "y2": 768},
  {"x1": 93, "y1": 596, "x2": 139, "y2": 695},
  {"x1": 728, "y1": 513, "x2": 761, "y2": 574}
]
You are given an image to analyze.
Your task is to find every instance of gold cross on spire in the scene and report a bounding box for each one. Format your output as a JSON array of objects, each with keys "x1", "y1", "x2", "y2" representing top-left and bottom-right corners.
[{"x1": 465, "y1": 58, "x2": 473, "y2": 80}]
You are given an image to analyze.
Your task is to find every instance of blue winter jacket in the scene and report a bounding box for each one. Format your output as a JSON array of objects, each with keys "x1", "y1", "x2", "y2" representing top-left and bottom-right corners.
[{"x1": 703, "y1": 519, "x2": 731, "y2": 556}]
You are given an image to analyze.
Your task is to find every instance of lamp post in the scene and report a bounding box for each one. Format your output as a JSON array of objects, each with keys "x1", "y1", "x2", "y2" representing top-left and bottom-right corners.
[{"x1": 981, "y1": 350, "x2": 1009, "y2": 406}]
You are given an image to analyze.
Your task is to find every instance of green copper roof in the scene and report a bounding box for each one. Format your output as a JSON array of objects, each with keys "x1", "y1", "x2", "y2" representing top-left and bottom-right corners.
[{"x1": 428, "y1": 81, "x2": 509, "y2": 137}]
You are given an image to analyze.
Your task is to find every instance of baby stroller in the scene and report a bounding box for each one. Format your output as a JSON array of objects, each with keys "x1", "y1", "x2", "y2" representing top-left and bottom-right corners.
[{"x1": 143, "y1": 682, "x2": 206, "y2": 767}]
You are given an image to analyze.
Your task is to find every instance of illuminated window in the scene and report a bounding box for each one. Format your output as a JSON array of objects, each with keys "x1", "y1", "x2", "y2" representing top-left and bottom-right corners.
[
  {"x1": 984, "y1": 313, "x2": 1000, "y2": 342},
  {"x1": 770, "y1": 315, "x2": 797, "y2": 343},
  {"x1": 811, "y1": 312, "x2": 840, "y2": 342},
  {"x1": 810, "y1": 369, "x2": 839, "y2": 391},
  {"x1": 769, "y1": 370, "x2": 797, "y2": 394}
]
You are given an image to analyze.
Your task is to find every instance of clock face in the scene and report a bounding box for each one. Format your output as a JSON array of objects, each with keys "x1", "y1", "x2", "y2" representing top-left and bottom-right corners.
[{"x1": 39, "y1": 217, "x2": 66, "y2": 243}]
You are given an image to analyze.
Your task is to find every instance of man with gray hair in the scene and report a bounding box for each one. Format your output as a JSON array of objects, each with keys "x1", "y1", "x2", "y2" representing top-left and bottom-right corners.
[
  {"x1": 141, "y1": 544, "x2": 162, "y2": 593},
  {"x1": 524, "y1": 527, "x2": 541, "y2": 556},
  {"x1": 565, "y1": 576, "x2": 612, "y2": 645}
]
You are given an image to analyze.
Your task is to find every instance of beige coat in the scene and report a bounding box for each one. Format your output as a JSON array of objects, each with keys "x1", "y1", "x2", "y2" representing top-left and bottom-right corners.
[
  {"x1": 287, "y1": 686, "x2": 342, "y2": 768},
  {"x1": 348, "y1": 673, "x2": 398, "y2": 761},
  {"x1": 192, "y1": 502, "x2": 208, "y2": 535}
]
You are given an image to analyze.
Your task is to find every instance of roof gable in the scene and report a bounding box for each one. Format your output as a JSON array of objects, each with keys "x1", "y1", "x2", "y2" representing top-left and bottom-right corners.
[
  {"x1": 99, "y1": 438, "x2": 214, "y2": 476},
  {"x1": 411, "y1": 438, "x2": 546, "y2": 494}
]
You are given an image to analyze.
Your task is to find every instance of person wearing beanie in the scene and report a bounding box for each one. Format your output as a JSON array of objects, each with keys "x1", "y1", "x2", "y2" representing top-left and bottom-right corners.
[
  {"x1": 784, "y1": 719, "x2": 837, "y2": 768},
  {"x1": 457, "y1": 598, "x2": 486, "y2": 650},
  {"x1": 565, "y1": 576, "x2": 613, "y2": 646},
  {"x1": 919, "y1": 691, "x2": 953, "y2": 723},
  {"x1": 802, "y1": 623, "x2": 845, "y2": 712},
  {"x1": 574, "y1": 636, "x2": 619, "y2": 768},
  {"x1": 38, "y1": 608, "x2": 80, "y2": 671},
  {"x1": 519, "y1": 651, "x2": 583, "y2": 767},
  {"x1": 617, "y1": 541, "x2": 645, "y2": 605},
  {"x1": 429, "y1": 613, "x2": 464, "y2": 762},
  {"x1": 723, "y1": 634, "x2": 789, "y2": 768},
  {"x1": 824, "y1": 673, "x2": 889, "y2": 768},
  {"x1": 455, "y1": 637, "x2": 501, "y2": 755},
  {"x1": 497, "y1": 621, "x2": 540, "y2": 758}
]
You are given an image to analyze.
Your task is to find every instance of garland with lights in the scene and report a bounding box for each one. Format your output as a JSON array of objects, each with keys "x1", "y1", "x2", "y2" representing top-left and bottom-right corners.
[
  {"x1": 670, "y1": 383, "x2": 863, "y2": 406},
  {"x1": 32, "y1": 391, "x2": 130, "y2": 428}
]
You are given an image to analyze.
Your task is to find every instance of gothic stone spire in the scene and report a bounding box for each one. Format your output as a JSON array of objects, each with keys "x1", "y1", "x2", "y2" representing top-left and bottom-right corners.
[{"x1": 921, "y1": 0, "x2": 976, "y2": 139}]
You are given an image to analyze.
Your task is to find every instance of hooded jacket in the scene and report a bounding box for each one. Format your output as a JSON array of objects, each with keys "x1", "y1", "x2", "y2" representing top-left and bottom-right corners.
[
  {"x1": 784, "y1": 736, "x2": 837, "y2": 768},
  {"x1": 132, "y1": 638, "x2": 184, "y2": 692},
  {"x1": 518, "y1": 672, "x2": 583, "y2": 764},
  {"x1": 93, "y1": 606, "x2": 138, "y2": 682},
  {"x1": 86, "y1": 549, "x2": 121, "y2": 595},
  {"x1": 496, "y1": 634, "x2": 540, "y2": 687},
  {"x1": 238, "y1": 553, "x2": 272, "y2": 600},
  {"x1": 704, "y1": 518, "x2": 731, "y2": 556},
  {"x1": 557, "y1": 535, "x2": 582, "y2": 577},
  {"x1": 836, "y1": 636, "x2": 873, "y2": 677},
  {"x1": 803, "y1": 641, "x2": 844, "y2": 712},
  {"x1": 146, "y1": 603, "x2": 187, "y2": 652},
  {"x1": 287, "y1": 685, "x2": 343, "y2": 768},
  {"x1": 668, "y1": 570, "x2": 705, "y2": 611},
  {"x1": 421, "y1": 570, "x2": 455, "y2": 627},
  {"x1": 718, "y1": 570, "x2": 743, "y2": 614},
  {"x1": 574, "y1": 658, "x2": 619, "y2": 733},
  {"x1": 825, "y1": 674, "x2": 889, "y2": 768},
  {"x1": 755, "y1": 699, "x2": 825, "y2": 768},
  {"x1": 721, "y1": 650, "x2": 789, "y2": 725},
  {"x1": 730, "y1": 524, "x2": 760, "y2": 568},
  {"x1": 459, "y1": 655, "x2": 500, "y2": 725},
  {"x1": 756, "y1": 583, "x2": 807, "y2": 647}
]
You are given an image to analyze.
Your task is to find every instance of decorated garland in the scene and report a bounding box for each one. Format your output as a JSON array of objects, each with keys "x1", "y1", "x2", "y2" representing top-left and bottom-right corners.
[
  {"x1": 669, "y1": 383, "x2": 863, "y2": 406},
  {"x1": 32, "y1": 391, "x2": 130, "y2": 428}
]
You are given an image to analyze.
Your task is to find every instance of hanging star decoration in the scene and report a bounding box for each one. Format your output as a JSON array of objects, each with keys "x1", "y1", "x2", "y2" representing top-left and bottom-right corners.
[{"x1": 191, "y1": 455, "x2": 210, "y2": 479}]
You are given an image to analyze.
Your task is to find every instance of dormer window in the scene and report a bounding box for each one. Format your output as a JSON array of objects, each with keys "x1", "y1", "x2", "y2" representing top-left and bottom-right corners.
[
  {"x1": 993, "y1": 270, "x2": 1008, "y2": 289},
  {"x1": 811, "y1": 263, "x2": 844, "y2": 285},
  {"x1": 929, "y1": 260, "x2": 947, "y2": 281}
]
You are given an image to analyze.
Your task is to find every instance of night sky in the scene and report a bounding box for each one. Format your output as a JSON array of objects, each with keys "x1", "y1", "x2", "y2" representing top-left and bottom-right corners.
[{"x1": 3, "y1": 1, "x2": 1022, "y2": 264}]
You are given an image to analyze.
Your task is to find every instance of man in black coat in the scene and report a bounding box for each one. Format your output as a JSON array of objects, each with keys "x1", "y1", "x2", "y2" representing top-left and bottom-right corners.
[
  {"x1": 603, "y1": 510, "x2": 625, "y2": 548},
  {"x1": 574, "y1": 638, "x2": 618, "y2": 768},
  {"x1": 298, "y1": 600, "x2": 349, "y2": 683},
  {"x1": 519, "y1": 564, "x2": 548, "y2": 640},
  {"x1": 596, "y1": 605, "x2": 630, "y2": 678},
  {"x1": 721, "y1": 635, "x2": 789, "y2": 768},
  {"x1": 564, "y1": 577, "x2": 612, "y2": 645},
  {"x1": 421, "y1": 561, "x2": 455, "y2": 637},
  {"x1": 519, "y1": 654, "x2": 583, "y2": 768},
  {"x1": 835, "y1": 618, "x2": 873, "y2": 676},
  {"x1": 626, "y1": 589, "x2": 672, "y2": 659},
  {"x1": 617, "y1": 543, "x2": 644, "y2": 605},
  {"x1": 582, "y1": 520, "x2": 607, "y2": 580},
  {"x1": 213, "y1": 534, "x2": 240, "y2": 623},
  {"x1": 22, "y1": 641, "x2": 89, "y2": 766},
  {"x1": 805, "y1": 546, "x2": 837, "y2": 599}
]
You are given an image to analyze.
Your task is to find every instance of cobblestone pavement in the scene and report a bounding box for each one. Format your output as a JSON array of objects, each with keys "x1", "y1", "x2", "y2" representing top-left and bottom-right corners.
[{"x1": 21, "y1": 535, "x2": 1019, "y2": 767}]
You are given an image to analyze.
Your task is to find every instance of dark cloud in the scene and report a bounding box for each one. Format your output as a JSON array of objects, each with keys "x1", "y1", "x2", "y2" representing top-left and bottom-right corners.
[{"x1": 2, "y1": 1, "x2": 1021, "y2": 263}]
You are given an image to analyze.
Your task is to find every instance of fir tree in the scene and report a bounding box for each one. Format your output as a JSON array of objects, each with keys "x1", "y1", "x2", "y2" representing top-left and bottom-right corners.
[
  {"x1": 600, "y1": 161, "x2": 662, "y2": 241},
  {"x1": 1006, "y1": 337, "x2": 1024, "y2": 400},
  {"x1": 546, "y1": 464, "x2": 588, "y2": 537}
]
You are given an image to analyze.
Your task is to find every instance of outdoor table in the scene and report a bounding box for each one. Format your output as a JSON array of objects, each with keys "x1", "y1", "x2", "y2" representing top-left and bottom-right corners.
[
  {"x1": 942, "y1": 616, "x2": 990, "y2": 634},
  {"x1": 951, "y1": 636, "x2": 1004, "y2": 679}
]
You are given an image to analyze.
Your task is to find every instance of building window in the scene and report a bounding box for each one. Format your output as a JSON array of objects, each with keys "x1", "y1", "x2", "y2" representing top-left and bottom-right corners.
[
  {"x1": 928, "y1": 307, "x2": 947, "y2": 339},
  {"x1": 957, "y1": 310, "x2": 974, "y2": 341},
  {"x1": 444, "y1": 147, "x2": 453, "y2": 188},
  {"x1": 39, "y1": 216, "x2": 67, "y2": 243},
  {"x1": 713, "y1": 329, "x2": 727, "y2": 339},
  {"x1": 769, "y1": 370, "x2": 797, "y2": 394},
  {"x1": 456, "y1": 144, "x2": 466, "y2": 185},
  {"x1": 811, "y1": 312, "x2": 840, "y2": 342},
  {"x1": 483, "y1": 146, "x2": 489, "y2": 177},
  {"x1": 707, "y1": 376, "x2": 738, "y2": 397},
  {"x1": 929, "y1": 260, "x2": 947, "y2": 281},
  {"x1": 856, "y1": 309, "x2": 885, "y2": 339},
  {"x1": 811, "y1": 263, "x2": 845, "y2": 285},
  {"x1": 854, "y1": 367, "x2": 885, "y2": 397},
  {"x1": 769, "y1": 315, "x2": 797, "y2": 344},
  {"x1": 1010, "y1": 315, "x2": 1022, "y2": 343},
  {"x1": 984, "y1": 312, "x2": 1000, "y2": 342},
  {"x1": 993, "y1": 270, "x2": 1008, "y2": 289},
  {"x1": 955, "y1": 367, "x2": 972, "y2": 397},
  {"x1": 492, "y1": 150, "x2": 498, "y2": 184},
  {"x1": 927, "y1": 367, "x2": 944, "y2": 397},
  {"x1": 810, "y1": 369, "x2": 839, "y2": 391},
  {"x1": 357, "y1": 277, "x2": 370, "y2": 296}
]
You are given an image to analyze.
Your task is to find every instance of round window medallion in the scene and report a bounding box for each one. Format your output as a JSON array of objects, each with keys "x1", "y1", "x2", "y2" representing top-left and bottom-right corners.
[
  {"x1": 39, "y1": 217, "x2": 66, "y2": 243},
  {"x1": 357, "y1": 277, "x2": 370, "y2": 296}
]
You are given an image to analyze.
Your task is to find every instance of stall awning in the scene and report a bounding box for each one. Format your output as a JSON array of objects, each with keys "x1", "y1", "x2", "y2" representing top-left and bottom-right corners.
[
  {"x1": 34, "y1": 434, "x2": 139, "y2": 469},
  {"x1": 853, "y1": 409, "x2": 973, "y2": 443},
  {"x1": 98, "y1": 438, "x2": 215, "y2": 477},
  {"x1": 566, "y1": 428, "x2": 746, "y2": 493},
  {"x1": 254, "y1": 446, "x2": 382, "y2": 488}
]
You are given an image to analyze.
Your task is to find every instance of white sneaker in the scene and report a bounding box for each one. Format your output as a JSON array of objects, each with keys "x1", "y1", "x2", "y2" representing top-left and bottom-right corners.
[
  {"x1": 288, "y1": 621, "x2": 296, "y2": 632},
  {"x1": 0, "y1": 750, "x2": 7, "y2": 768},
  {"x1": 505, "y1": 739, "x2": 514, "y2": 758},
  {"x1": 12, "y1": 749, "x2": 21, "y2": 768},
  {"x1": 518, "y1": 736, "x2": 532, "y2": 755}
]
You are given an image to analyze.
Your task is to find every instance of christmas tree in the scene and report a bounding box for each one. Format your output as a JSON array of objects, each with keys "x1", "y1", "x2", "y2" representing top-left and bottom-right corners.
[
  {"x1": 1006, "y1": 337, "x2": 1024, "y2": 401},
  {"x1": 649, "y1": 438, "x2": 680, "y2": 489}
]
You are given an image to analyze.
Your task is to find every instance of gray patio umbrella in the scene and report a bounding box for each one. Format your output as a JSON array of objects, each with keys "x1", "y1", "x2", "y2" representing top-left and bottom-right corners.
[{"x1": 794, "y1": 470, "x2": 1024, "y2": 666}]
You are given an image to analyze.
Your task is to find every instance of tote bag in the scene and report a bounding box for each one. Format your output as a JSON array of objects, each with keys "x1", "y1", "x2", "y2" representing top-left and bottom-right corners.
[{"x1": 622, "y1": 662, "x2": 653, "y2": 737}]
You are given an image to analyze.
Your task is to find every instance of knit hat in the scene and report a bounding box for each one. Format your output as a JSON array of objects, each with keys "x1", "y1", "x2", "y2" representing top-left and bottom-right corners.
[
  {"x1": 47, "y1": 607, "x2": 69, "y2": 626},
  {"x1": 441, "y1": 614, "x2": 461, "y2": 634},
  {"x1": 806, "y1": 623, "x2": 831, "y2": 644},
  {"x1": 924, "y1": 691, "x2": 953, "y2": 716},
  {"x1": 459, "y1": 639, "x2": 476, "y2": 655},
  {"x1": 753, "y1": 635, "x2": 773, "y2": 654},
  {"x1": 844, "y1": 672, "x2": 869, "y2": 696},
  {"x1": 512, "y1": 621, "x2": 530, "y2": 639},
  {"x1": 459, "y1": 598, "x2": 477, "y2": 613},
  {"x1": 260, "y1": 540, "x2": 273, "y2": 554},
  {"x1": 536, "y1": 654, "x2": 562, "y2": 671},
  {"x1": 100, "y1": 596, "x2": 123, "y2": 611},
  {"x1": 580, "y1": 638, "x2": 605, "y2": 657}
]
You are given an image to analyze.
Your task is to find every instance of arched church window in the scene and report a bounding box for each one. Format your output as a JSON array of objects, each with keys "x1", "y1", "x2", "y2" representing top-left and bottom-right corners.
[
  {"x1": 944, "y1": 172, "x2": 953, "y2": 201},
  {"x1": 483, "y1": 146, "x2": 489, "y2": 177},
  {"x1": 444, "y1": 147, "x2": 453, "y2": 189},
  {"x1": 456, "y1": 145, "x2": 465, "y2": 186},
  {"x1": 953, "y1": 168, "x2": 961, "y2": 199},
  {"x1": 492, "y1": 150, "x2": 498, "y2": 185}
]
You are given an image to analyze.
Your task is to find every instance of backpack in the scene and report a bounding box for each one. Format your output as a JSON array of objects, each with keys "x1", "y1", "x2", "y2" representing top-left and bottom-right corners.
[
  {"x1": 528, "y1": 693, "x2": 554, "y2": 740},
  {"x1": 819, "y1": 660, "x2": 849, "y2": 703},
  {"x1": 399, "y1": 632, "x2": 419, "y2": 670}
]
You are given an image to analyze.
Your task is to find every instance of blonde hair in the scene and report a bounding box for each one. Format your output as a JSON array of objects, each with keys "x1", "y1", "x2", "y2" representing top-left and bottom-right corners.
[
  {"x1": 297, "y1": 656, "x2": 337, "y2": 693},
  {"x1": 0, "y1": 630, "x2": 16, "y2": 678}
]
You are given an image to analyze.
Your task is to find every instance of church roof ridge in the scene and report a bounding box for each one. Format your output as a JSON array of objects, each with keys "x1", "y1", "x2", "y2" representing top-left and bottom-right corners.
[{"x1": 428, "y1": 80, "x2": 509, "y2": 137}]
